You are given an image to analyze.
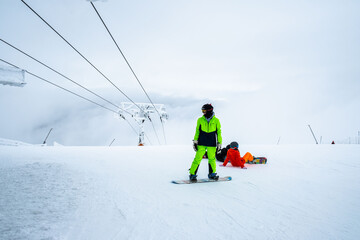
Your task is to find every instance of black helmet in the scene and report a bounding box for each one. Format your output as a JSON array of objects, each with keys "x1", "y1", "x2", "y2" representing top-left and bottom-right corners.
[
  {"x1": 230, "y1": 141, "x2": 239, "y2": 149},
  {"x1": 201, "y1": 104, "x2": 214, "y2": 118},
  {"x1": 201, "y1": 103, "x2": 213, "y2": 111}
]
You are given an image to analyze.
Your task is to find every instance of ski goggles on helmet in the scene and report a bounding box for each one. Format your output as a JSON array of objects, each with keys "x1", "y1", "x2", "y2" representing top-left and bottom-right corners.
[{"x1": 230, "y1": 141, "x2": 239, "y2": 149}]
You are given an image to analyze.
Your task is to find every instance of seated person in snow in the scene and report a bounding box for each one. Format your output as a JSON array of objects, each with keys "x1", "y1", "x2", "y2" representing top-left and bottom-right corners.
[
  {"x1": 222, "y1": 141, "x2": 253, "y2": 169},
  {"x1": 216, "y1": 144, "x2": 230, "y2": 162}
]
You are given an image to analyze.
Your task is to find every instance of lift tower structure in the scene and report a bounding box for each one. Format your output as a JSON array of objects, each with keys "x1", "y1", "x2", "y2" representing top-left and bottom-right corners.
[{"x1": 118, "y1": 102, "x2": 168, "y2": 146}]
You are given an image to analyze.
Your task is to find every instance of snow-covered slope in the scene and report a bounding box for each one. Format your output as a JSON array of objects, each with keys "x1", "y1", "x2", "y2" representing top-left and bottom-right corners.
[
  {"x1": 0, "y1": 144, "x2": 359, "y2": 240},
  {"x1": 0, "y1": 137, "x2": 37, "y2": 146}
]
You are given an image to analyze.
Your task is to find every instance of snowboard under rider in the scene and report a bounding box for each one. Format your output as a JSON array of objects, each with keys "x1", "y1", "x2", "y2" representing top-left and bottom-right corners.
[
  {"x1": 189, "y1": 104, "x2": 222, "y2": 182},
  {"x1": 222, "y1": 141, "x2": 247, "y2": 169}
]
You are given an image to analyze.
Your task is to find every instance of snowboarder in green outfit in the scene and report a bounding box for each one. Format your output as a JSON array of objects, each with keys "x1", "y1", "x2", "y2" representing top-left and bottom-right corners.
[{"x1": 189, "y1": 104, "x2": 222, "y2": 182}]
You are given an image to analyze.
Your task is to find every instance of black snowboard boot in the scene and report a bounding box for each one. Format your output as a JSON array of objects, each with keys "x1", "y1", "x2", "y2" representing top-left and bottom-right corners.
[
  {"x1": 208, "y1": 173, "x2": 219, "y2": 180},
  {"x1": 189, "y1": 174, "x2": 197, "y2": 183}
]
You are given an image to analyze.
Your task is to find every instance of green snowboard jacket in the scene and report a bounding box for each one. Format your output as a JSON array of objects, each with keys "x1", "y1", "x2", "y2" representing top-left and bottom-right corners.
[{"x1": 194, "y1": 115, "x2": 222, "y2": 147}]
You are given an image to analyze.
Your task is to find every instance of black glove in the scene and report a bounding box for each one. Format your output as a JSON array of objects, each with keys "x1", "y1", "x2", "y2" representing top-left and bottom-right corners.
[{"x1": 193, "y1": 140, "x2": 198, "y2": 152}]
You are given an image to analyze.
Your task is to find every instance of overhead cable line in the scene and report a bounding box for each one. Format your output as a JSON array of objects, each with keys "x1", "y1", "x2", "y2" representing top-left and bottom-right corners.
[
  {"x1": 0, "y1": 38, "x2": 133, "y2": 117},
  {"x1": 0, "y1": 58, "x2": 139, "y2": 137},
  {"x1": 21, "y1": 0, "x2": 143, "y2": 112},
  {"x1": 90, "y1": 2, "x2": 167, "y2": 144},
  {"x1": 148, "y1": 115, "x2": 160, "y2": 145},
  {"x1": 21, "y1": 0, "x2": 160, "y2": 145}
]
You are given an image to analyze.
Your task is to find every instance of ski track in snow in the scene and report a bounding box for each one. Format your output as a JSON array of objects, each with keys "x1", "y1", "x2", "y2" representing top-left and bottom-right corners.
[{"x1": 0, "y1": 145, "x2": 360, "y2": 239}]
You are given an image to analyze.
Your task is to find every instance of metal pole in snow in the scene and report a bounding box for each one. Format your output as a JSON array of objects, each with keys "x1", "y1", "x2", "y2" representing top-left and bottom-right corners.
[
  {"x1": 109, "y1": 138, "x2": 115, "y2": 146},
  {"x1": 308, "y1": 125, "x2": 318, "y2": 144},
  {"x1": 43, "y1": 128, "x2": 53, "y2": 144}
]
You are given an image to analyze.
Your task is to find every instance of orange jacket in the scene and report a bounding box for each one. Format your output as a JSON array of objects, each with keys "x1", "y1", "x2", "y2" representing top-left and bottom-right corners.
[{"x1": 223, "y1": 148, "x2": 245, "y2": 168}]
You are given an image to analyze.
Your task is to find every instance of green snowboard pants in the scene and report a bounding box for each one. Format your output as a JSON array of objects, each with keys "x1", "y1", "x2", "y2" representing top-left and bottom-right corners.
[{"x1": 189, "y1": 145, "x2": 217, "y2": 175}]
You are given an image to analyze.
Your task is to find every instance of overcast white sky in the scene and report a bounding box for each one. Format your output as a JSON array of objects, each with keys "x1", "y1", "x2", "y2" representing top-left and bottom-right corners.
[{"x1": 1, "y1": 0, "x2": 359, "y2": 146}]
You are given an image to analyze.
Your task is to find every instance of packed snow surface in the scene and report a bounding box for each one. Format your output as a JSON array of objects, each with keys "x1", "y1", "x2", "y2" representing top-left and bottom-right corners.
[{"x1": 0, "y1": 144, "x2": 359, "y2": 239}]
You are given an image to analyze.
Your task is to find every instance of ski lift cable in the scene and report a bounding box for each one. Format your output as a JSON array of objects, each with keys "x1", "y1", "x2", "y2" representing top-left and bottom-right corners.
[
  {"x1": 90, "y1": 2, "x2": 167, "y2": 144},
  {"x1": 0, "y1": 58, "x2": 139, "y2": 137},
  {"x1": 0, "y1": 58, "x2": 117, "y2": 113},
  {"x1": 20, "y1": 0, "x2": 144, "y2": 113},
  {"x1": 144, "y1": 133, "x2": 153, "y2": 146},
  {"x1": 0, "y1": 38, "x2": 133, "y2": 117},
  {"x1": 20, "y1": 0, "x2": 160, "y2": 145},
  {"x1": 1, "y1": 41, "x2": 151, "y2": 144},
  {"x1": 160, "y1": 120, "x2": 167, "y2": 143},
  {"x1": 21, "y1": 0, "x2": 160, "y2": 145},
  {"x1": 148, "y1": 116, "x2": 161, "y2": 145}
]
